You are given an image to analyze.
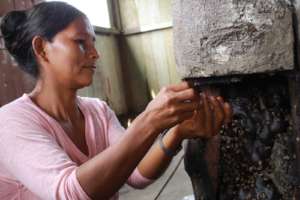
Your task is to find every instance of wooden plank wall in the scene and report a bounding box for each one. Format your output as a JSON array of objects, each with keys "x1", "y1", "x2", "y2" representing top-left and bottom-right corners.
[
  {"x1": 0, "y1": 0, "x2": 42, "y2": 107},
  {"x1": 0, "y1": 0, "x2": 128, "y2": 116},
  {"x1": 78, "y1": 34, "x2": 128, "y2": 115},
  {"x1": 0, "y1": 0, "x2": 177, "y2": 115},
  {"x1": 118, "y1": 0, "x2": 180, "y2": 113}
]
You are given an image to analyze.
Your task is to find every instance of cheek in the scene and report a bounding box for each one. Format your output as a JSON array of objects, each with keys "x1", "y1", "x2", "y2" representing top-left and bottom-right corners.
[{"x1": 49, "y1": 42, "x2": 85, "y2": 73}]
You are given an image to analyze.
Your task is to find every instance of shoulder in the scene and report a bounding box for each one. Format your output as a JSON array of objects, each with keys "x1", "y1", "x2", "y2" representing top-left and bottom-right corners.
[
  {"x1": 77, "y1": 96, "x2": 110, "y2": 113},
  {"x1": 0, "y1": 95, "x2": 32, "y2": 122},
  {"x1": 0, "y1": 94, "x2": 50, "y2": 131},
  {"x1": 77, "y1": 96, "x2": 115, "y2": 120}
]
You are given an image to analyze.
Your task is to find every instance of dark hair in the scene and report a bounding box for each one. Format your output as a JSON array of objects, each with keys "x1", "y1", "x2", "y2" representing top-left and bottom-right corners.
[{"x1": 0, "y1": 1, "x2": 85, "y2": 78}]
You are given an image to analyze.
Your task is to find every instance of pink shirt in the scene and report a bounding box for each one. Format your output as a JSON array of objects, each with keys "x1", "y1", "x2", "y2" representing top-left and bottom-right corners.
[{"x1": 0, "y1": 94, "x2": 152, "y2": 200}]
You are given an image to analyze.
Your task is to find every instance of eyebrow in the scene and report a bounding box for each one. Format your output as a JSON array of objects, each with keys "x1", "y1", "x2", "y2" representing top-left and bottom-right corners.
[{"x1": 76, "y1": 32, "x2": 96, "y2": 42}]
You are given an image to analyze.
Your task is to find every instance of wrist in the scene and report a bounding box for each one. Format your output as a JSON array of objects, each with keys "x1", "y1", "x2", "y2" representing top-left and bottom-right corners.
[
  {"x1": 158, "y1": 131, "x2": 180, "y2": 157},
  {"x1": 136, "y1": 110, "x2": 160, "y2": 137},
  {"x1": 159, "y1": 127, "x2": 184, "y2": 157},
  {"x1": 172, "y1": 125, "x2": 185, "y2": 142}
]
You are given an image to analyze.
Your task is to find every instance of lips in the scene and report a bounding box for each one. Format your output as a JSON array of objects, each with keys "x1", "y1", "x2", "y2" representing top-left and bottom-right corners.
[{"x1": 83, "y1": 65, "x2": 96, "y2": 69}]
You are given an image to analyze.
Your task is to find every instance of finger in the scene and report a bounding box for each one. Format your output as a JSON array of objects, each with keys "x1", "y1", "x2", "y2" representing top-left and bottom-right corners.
[
  {"x1": 167, "y1": 81, "x2": 190, "y2": 92},
  {"x1": 212, "y1": 97, "x2": 225, "y2": 126},
  {"x1": 203, "y1": 87, "x2": 219, "y2": 96},
  {"x1": 216, "y1": 96, "x2": 232, "y2": 125},
  {"x1": 216, "y1": 96, "x2": 224, "y2": 104},
  {"x1": 202, "y1": 94, "x2": 213, "y2": 135},
  {"x1": 224, "y1": 102, "x2": 233, "y2": 124},
  {"x1": 207, "y1": 97, "x2": 217, "y2": 136},
  {"x1": 191, "y1": 99, "x2": 207, "y2": 138},
  {"x1": 173, "y1": 88, "x2": 200, "y2": 102},
  {"x1": 209, "y1": 96, "x2": 225, "y2": 135},
  {"x1": 171, "y1": 101, "x2": 199, "y2": 114},
  {"x1": 197, "y1": 97, "x2": 205, "y2": 128},
  {"x1": 172, "y1": 110, "x2": 195, "y2": 125}
]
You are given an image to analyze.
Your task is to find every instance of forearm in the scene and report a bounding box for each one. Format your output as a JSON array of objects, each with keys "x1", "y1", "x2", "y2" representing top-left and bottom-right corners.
[
  {"x1": 76, "y1": 111, "x2": 158, "y2": 199},
  {"x1": 137, "y1": 126, "x2": 184, "y2": 180}
]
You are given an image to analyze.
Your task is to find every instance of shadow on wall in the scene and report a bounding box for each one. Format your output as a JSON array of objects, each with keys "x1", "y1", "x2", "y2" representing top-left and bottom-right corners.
[{"x1": 118, "y1": 36, "x2": 151, "y2": 114}]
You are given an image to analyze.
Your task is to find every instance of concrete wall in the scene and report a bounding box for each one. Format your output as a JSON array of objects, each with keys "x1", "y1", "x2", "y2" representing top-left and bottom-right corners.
[
  {"x1": 173, "y1": 0, "x2": 294, "y2": 78},
  {"x1": 118, "y1": 0, "x2": 180, "y2": 113}
]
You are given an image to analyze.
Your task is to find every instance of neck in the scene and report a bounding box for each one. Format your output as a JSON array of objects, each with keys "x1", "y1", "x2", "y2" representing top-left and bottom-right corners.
[{"x1": 29, "y1": 79, "x2": 80, "y2": 122}]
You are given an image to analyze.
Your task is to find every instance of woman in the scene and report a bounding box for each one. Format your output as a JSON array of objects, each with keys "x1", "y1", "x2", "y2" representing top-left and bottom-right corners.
[{"x1": 0, "y1": 2, "x2": 231, "y2": 200}]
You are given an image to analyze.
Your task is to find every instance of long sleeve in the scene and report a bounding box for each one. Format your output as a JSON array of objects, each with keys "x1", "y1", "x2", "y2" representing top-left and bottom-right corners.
[
  {"x1": 100, "y1": 101, "x2": 154, "y2": 188},
  {"x1": 0, "y1": 117, "x2": 91, "y2": 200},
  {"x1": 0, "y1": 94, "x2": 154, "y2": 200}
]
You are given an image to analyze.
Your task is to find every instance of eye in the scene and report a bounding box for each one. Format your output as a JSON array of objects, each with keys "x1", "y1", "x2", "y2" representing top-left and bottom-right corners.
[{"x1": 75, "y1": 39, "x2": 86, "y2": 48}]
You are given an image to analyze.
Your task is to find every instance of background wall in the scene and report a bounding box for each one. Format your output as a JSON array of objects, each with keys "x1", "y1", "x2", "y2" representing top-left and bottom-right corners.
[
  {"x1": 0, "y1": 0, "x2": 42, "y2": 107},
  {"x1": 0, "y1": 0, "x2": 128, "y2": 115},
  {"x1": 78, "y1": 34, "x2": 128, "y2": 115},
  {"x1": 118, "y1": 0, "x2": 180, "y2": 113},
  {"x1": 0, "y1": 0, "x2": 179, "y2": 116}
]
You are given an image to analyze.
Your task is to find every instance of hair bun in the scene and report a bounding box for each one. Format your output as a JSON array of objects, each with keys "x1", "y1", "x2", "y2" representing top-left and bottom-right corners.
[{"x1": 0, "y1": 10, "x2": 27, "y2": 52}]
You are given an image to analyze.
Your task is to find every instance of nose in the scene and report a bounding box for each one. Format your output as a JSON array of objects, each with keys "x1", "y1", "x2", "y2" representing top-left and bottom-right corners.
[{"x1": 88, "y1": 45, "x2": 100, "y2": 60}]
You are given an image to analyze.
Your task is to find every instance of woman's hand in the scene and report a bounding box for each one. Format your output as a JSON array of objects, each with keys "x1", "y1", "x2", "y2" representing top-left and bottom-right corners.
[
  {"x1": 175, "y1": 94, "x2": 232, "y2": 139},
  {"x1": 144, "y1": 82, "x2": 200, "y2": 133}
]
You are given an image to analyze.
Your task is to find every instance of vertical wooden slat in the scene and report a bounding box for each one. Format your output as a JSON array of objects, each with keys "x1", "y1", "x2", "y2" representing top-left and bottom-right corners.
[
  {"x1": 24, "y1": 0, "x2": 33, "y2": 9},
  {"x1": 33, "y1": 0, "x2": 43, "y2": 5},
  {"x1": 0, "y1": 0, "x2": 39, "y2": 107},
  {"x1": 118, "y1": 0, "x2": 180, "y2": 113},
  {"x1": 0, "y1": 0, "x2": 14, "y2": 16}
]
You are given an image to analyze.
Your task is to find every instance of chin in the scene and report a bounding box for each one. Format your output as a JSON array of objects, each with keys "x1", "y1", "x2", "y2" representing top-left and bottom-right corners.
[{"x1": 77, "y1": 77, "x2": 94, "y2": 88}]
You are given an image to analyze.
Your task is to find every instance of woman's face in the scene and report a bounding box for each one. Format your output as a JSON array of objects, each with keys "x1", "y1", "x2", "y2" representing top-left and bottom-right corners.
[{"x1": 43, "y1": 16, "x2": 99, "y2": 89}]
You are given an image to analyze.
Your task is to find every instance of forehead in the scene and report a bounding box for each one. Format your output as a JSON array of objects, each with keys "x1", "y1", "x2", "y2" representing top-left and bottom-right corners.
[{"x1": 58, "y1": 16, "x2": 96, "y2": 39}]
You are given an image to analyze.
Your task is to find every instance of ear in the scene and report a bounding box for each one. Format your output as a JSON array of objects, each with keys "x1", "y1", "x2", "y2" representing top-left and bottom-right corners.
[{"x1": 32, "y1": 36, "x2": 48, "y2": 62}]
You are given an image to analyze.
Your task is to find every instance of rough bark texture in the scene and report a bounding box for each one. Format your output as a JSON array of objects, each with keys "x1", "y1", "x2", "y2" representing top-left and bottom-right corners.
[
  {"x1": 184, "y1": 75, "x2": 299, "y2": 200},
  {"x1": 288, "y1": 73, "x2": 300, "y2": 199},
  {"x1": 173, "y1": 0, "x2": 294, "y2": 78}
]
